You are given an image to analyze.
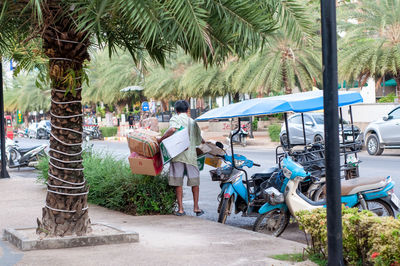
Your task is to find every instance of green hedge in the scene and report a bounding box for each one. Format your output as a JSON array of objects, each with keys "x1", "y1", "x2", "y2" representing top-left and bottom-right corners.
[
  {"x1": 296, "y1": 207, "x2": 400, "y2": 265},
  {"x1": 378, "y1": 93, "x2": 396, "y2": 103},
  {"x1": 99, "y1": 126, "x2": 118, "y2": 137},
  {"x1": 37, "y1": 153, "x2": 176, "y2": 215},
  {"x1": 268, "y1": 124, "x2": 281, "y2": 142}
]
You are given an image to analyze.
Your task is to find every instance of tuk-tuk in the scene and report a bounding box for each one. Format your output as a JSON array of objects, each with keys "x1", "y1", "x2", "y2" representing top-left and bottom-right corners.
[{"x1": 196, "y1": 90, "x2": 363, "y2": 223}]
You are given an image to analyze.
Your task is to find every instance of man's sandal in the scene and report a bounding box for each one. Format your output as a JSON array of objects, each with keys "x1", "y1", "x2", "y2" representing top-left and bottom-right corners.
[
  {"x1": 175, "y1": 211, "x2": 186, "y2": 216},
  {"x1": 194, "y1": 210, "x2": 204, "y2": 216}
]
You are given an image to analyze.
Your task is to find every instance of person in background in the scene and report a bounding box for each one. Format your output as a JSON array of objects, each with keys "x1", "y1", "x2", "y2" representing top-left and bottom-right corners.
[
  {"x1": 127, "y1": 113, "x2": 134, "y2": 129},
  {"x1": 158, "y1": 100, "x2": 205, "y2": 216}
]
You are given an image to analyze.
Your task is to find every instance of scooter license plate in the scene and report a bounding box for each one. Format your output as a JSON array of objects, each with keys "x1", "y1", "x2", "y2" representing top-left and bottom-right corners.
[{"x1": 391, "y1": 194, "x2": 400, "y2": 209}]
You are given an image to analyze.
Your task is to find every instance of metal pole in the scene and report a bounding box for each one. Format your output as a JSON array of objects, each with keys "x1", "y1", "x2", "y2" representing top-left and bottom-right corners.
[
  {"x1": 0, "y1": 61, "x2": 10, "y2": 178},
  {"x1": 284, "y1": 113, "x2": 291, "y2": 149},
  {"x1": 320, "y1": 0, "x2": 343, "y2": 264},
  {"x1": 301, "y1": 113, "x2": 306, "y2": 145}
]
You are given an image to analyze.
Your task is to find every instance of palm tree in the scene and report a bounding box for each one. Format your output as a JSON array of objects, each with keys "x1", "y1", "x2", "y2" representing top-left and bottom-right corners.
[
  {"x1": 339, "y1": 0, "x2": 400, "y2": 98},
  {"x1": 4, "y1": 72, "x2": 51, "y2": 113},
  {"x1": 230, "y1": 30, "x2": 321, "y2": 96},
  {"x1": 0, "y1": 0, "x2": 277, "y2": 237},
  {"x1": 82, "y1": 49, "x2": 142, "y2": 112}
]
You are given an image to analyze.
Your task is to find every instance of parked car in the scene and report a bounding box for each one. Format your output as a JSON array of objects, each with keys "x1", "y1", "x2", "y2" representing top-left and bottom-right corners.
[
  {"x1": 280, "y1": 113, "x2": 362, "y2": 146},
  {"x1": 37, "y1": 120, "x2": 51, "y2": 139},
  {"x1": 364, "y1": 106, "x2": 400, "y2": 155},
  {"x1": 28, "y1": 120, "x2": 51, "y2": 139},
  {"x1": 28, "y1": 123, "x2": 39, "y2": 139}
]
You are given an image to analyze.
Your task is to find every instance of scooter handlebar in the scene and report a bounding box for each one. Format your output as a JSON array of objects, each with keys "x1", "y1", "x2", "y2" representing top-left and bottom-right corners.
[{"x1": 253, "y1": 163, "x2": 261, "y2": 167}]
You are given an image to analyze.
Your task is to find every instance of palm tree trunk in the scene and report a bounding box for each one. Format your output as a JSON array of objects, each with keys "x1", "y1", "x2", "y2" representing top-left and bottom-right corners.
[
  {"x1": 396, "y1": 77, "x2": 400, "y2": 101},
  {"x1": 37, "y1": 2, "x2": 91, "y2": 237},
  {"x1": 282, "y1": 66, "x2": 292, "y2": 95}
]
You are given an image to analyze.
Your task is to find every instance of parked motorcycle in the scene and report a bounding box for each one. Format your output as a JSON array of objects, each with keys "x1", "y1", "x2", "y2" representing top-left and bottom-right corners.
[
  {"x1": 5, "y1": 139, "x2": 47, "y2": 169},
  {"x1": 227, "y1": 123, "x2": 249, "y2": 147},
  {"x1": 253, "y1": 153, "x2": 399, "y2": 237},
  {"x1": 17, "y1": 129, "x2": 29, "y2": 138},
  {"x1": 83, "y1": 125, "x2": 104, "y2": 141}
]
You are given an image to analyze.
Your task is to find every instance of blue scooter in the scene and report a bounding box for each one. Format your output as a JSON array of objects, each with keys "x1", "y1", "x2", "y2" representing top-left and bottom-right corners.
[
  {"x1": 210, "y1": 152, "x2": 281, "y2": 223},
  {"x1": 253, "y1": 154, "x2": 400, "y2": 237}
]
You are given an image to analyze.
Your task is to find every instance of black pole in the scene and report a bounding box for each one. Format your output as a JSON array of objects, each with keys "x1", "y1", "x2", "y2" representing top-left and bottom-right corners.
[
  {"x1": 301, "y1": 113, "x2": 306, "y2": 145},
  {"x1": 0, "y1": 61, "x2": 10, "y2": 178},
  {"x1": 284, "y1": 113, "x2": 291, "y2": 148},
  {"x1": 320, "y1": 0, "x2": 343, "y2": 264}
]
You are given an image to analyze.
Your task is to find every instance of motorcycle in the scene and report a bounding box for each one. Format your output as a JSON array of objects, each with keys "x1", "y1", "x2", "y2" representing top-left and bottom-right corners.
[
  {"x1": 227, "y1": 123, "x2": 249, "y2": 147},
  {"x1": 83, "y1": 125, "x2": 104, "y2": 141},
  {"x1": 253, "y1": 153, "x2": 399, "y2": 237},
  {"x1": 17, "y1": 129, "x2": 29, "y2": 138},
  {"x1": 5, "y1": 139, "x2": 47, "y2": 169}
]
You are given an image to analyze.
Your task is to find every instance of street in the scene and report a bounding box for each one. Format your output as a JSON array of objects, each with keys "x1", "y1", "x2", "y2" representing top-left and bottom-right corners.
[{"x1": 10, "y1": 137, "x2": 400, "y2": 243}]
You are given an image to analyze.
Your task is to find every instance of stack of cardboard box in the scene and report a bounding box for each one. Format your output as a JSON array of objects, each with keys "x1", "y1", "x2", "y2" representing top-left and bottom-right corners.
[{"x1": 127, "y1": 130, "x2": 162, "y2": 176}]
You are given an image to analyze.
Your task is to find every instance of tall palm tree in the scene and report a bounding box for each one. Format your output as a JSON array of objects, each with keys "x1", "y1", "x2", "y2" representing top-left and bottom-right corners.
[
  {"x1": 0, "y1": 0, "x2": 277, "y2": 237},
  {"x1": 230, "y1": 30, "x2": 321, "y2": 95},
  {"x1": 339, "y1": 0, "x2": 400, "y2": 98},
  {"x1": 4, "y1": 72, "x2": 51, "y2": 113}
]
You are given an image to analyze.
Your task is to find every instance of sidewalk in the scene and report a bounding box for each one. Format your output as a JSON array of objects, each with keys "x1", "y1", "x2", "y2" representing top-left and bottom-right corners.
[{"x1": 0, "y1": 171, "x2": 313, "y2": 266}]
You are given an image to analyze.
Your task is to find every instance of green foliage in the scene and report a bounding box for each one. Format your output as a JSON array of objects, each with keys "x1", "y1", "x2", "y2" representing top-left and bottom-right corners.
[
  {"x1": 296, "y1": 207, "x2": 400, "y2": 265},
  {"x1": 378, "y1": 93, "x2": 396, "y2": 103},
  {"x1": 4, "y1": 72, "x2": 51, "y2": 113},
  {"x1": 160, "y1": 128, "x2": 168, "y2": 135},
  {"x1": 271, "y1": 253, "x2": 306, "y2": 262},
  {"x1": 99, "y1": 127, "x2": 118, "y2": 137},
  {"x1": 96, "y1": 106, "x2": 106, "y2": 118},
  {"x1": 268, "y1": 124, "x2": 281, "y2": 142},
  {"x1": 37, "y1": 153, "x2": 176, "y2": 215},
  {"x1": 252, "y1": 118, "x2": 258, "y2": 131},
  {"x1": 338, "y1": 0, "x2": 400, "y2": 87}
]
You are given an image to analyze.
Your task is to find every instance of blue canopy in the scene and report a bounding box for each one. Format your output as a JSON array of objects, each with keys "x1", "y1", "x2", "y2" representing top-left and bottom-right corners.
[{"x1": 196, "y1": 90, "x2": 363, "y2": 121}]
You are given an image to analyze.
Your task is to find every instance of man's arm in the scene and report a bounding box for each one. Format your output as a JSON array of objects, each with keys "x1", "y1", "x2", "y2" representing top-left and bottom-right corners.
[{"x1": 157, "y1": 127, "x2": 177, "y2": 143}]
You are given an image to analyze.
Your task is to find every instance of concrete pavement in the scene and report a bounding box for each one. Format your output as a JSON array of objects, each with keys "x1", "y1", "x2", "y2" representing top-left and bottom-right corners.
[{"x1": 0, "y1": 171, "x2": 313, "y2": 266}]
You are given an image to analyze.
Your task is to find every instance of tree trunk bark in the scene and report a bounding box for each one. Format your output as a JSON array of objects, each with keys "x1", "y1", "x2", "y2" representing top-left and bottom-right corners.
[
  {"x1": 396, "y1": 77, "x2": 400, "y2": 102},
  {"x1": 36, "y1": 2, "x2": 91, "y2": 237}
]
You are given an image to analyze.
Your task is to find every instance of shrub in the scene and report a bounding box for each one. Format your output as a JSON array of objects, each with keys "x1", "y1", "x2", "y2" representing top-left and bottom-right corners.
[
  {"x1": 296, "y1": 207, "x2": 400, "y2": 265},
  {"x1": 37, "y1": 153, "x2": 176, "y2": 215},
  {"x1": 252, "y1": 118, "x2": 258, "y2": 131},
  {"x1": 378, "y1": 93, "x2": 396, "y2": 103},
  {"x1": 268, "y1": 124, "x2": 281, "y2": 142},
  {"x1": 99, "y1": 126, "x2": 118, "y2": 137}
]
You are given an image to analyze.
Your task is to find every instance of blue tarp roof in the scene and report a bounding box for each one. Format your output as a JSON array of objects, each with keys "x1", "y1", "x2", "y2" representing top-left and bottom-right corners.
[{"x1": 196, "y1": 90, "x2": 363, "y2": 121}]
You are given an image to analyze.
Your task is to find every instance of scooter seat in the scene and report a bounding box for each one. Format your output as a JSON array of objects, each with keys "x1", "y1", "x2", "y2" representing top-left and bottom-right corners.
[
  {"x1": 341, "y1": 176, "x2": 388, "y2": 196},
  {"x1": 19, "y1": 146, "x2": 41, "y2": 154}
]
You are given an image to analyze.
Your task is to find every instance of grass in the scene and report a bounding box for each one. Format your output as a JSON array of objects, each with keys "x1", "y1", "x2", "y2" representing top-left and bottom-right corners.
[
  {"x1": 271, "y1": 252, "x2": 327, "y2": 266},
  {"x1": 268, "y1": 124, "x2": 281, "y2": 142},
  {"x1": 271, "y1": 253, "x2": 306, "y2": 263}
]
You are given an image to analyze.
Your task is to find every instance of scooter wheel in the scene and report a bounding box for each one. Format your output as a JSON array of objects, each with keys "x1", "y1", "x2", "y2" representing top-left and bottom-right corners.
[
  {"x1": 357, "y1": 199, "x2": 394, "y2": 217},
  {"x1": 218, "y1": 196, "x2": 233, "y2": 224},
  {"x1": 253, "y1": 209, "x2": 290, "y2": 237}
]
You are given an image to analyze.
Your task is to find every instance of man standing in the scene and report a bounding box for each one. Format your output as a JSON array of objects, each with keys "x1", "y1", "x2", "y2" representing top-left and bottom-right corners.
[
  {"x1": 158, "y1": 100, "x2": 204, "y2": 216},
  {"x1": 127, "y1": 112, "x2": 134, "y2": 129}
]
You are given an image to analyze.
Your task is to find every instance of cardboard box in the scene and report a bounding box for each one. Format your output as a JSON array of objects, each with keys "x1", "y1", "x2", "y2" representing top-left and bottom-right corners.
[
  {"x1": 128, "y1": 152, "x2": 163, "y2": 176},
  {"x1": 127, "y1": 131, "x2": 159, "y2": 157},
  {"x1": 205, "y1": 156, "x2": 222, "y2": 168},
  {"x1": 160, "y1": 127, "x2": 190, "y2": 164},
  {"x1": 200, "y1": 141, "x2": 225, "y2": 156}
]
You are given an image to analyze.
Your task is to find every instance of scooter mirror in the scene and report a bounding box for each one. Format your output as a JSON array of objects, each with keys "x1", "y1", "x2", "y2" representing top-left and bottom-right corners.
[{"x1": 215, "y1": 141, "x2": 224, "y2": 150}]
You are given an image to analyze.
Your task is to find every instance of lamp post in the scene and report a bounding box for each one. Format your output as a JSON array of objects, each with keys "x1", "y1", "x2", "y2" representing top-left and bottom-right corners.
[
  {"x1": 0, "y1": 61, "x2": 10, "y2": 178},
  {"x1": 320, "y1": 0, "x2": 343, "y2": 264}
]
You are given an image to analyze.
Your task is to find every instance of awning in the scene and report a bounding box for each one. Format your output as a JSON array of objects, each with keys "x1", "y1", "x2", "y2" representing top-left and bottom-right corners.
[
  {"x1": 196, "y1": 90, "x2": 363, "y2": 121},
  {"x1": 381, "y1": 79, "x2": 397, "y2": 87}
]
